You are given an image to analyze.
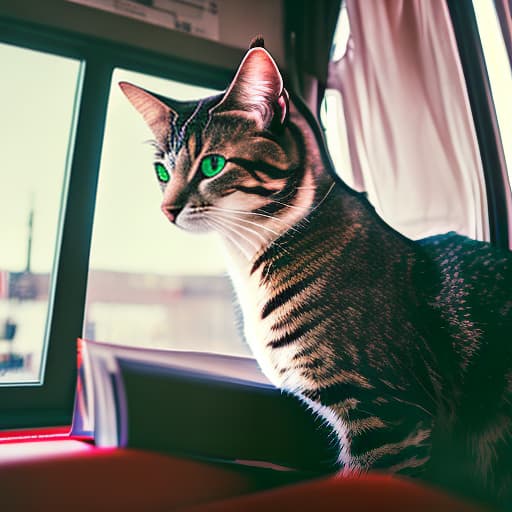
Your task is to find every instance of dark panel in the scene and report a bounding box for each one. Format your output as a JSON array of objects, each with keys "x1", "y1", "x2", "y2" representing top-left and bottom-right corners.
[{"x1": 120, "y1": 359, "x2": 338, "y2": 474}]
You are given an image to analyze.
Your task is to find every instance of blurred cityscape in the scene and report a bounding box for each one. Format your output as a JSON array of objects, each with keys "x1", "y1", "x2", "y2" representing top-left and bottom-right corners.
[
  {"x1": 0, "y1": 268, "x2": 247, "y2": 383},
  {"x1": 1, "y1": 196, "x2": 248, "y2": 384}
]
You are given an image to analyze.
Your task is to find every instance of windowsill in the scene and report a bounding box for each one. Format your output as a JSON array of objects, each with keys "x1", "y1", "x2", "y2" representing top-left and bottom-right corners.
[
  {"x1": 0, "y1": 434, "x2": 95, "y2": 465},
  {"x1": 0, "y1": 426, "x2": 71, "y2": 443}
]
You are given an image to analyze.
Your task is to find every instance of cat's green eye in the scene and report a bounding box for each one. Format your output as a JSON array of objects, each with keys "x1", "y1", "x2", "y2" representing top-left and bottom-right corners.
[
  {"x1": 154, "y1": 163, "x2": 170, "y2": 183},
  {"x1": 201, "y1": 155, "x2": 226, "y2": 178}
]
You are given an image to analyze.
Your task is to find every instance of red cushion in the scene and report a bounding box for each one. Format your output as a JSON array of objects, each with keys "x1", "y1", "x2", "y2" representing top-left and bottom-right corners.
[
  {"x1": 0, "y1": 439, "x2": 262, "y2": 511},
  {"x1": 181, "y1": 473, "x2": 488, "y2": 512}
]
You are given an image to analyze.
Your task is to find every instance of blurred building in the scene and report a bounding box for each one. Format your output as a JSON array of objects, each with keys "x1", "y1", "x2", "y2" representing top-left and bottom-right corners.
[{"x1": 0, "y1": 268, "x2": 246, "y2": 359}]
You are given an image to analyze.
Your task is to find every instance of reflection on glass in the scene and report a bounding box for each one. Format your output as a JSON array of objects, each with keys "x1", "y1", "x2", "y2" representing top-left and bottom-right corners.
[
  {"x1": 0, "y1": 43, "x2": 81, "y2": 383},
  {"x1": 85, "y1": 69, "x2": 249, "y2": 356}
]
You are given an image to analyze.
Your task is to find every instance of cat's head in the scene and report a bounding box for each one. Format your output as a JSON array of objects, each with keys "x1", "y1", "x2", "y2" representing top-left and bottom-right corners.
[{"x1": 120, "y1": 41, "x2": 316, "y2": 256}]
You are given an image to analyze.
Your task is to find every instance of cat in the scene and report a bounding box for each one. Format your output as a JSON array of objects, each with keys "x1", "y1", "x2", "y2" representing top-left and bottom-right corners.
[{"x1": 120, "y1": 39, "x2": 512, "y2": 509}]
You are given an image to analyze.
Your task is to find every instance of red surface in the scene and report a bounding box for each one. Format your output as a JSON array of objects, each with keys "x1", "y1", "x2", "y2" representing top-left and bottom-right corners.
[
  {"x1": 0, "y1": 439, "x2": 266, "y2": 511},
  {"x1": 182, "y1": 473, "x2": 490, "y2": 512},
  {"x1": 0, "y1": 438, "x2": 491, "y2": 511},
  {"x1": 0, "y1": 426, "x2": 70, "y2": 443}
]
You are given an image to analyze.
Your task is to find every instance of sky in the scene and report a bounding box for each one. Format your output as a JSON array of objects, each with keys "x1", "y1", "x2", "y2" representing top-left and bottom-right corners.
[
  {"x1": 88, "y1": 68, "x2": 226, "y2": 275},
  {"x1": 0, "y1": 44, "x2": 226, "y2": 276},
  {"x1": 0, "y1": 43, "x2": 79, "y2": 273},
  {"x1": 472, "y1": 0, "x2": 512, "y2": 178}
]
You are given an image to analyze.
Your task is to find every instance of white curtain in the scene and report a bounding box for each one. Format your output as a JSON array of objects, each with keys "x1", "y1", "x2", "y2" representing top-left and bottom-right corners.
[{"x1": 328, "y1": 0, "x2": 489, "y2": 241}]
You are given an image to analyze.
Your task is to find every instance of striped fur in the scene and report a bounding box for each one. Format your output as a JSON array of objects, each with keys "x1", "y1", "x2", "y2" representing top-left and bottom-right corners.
[{"x1": 122, "y1": 45, "x2": 512, "y2": 509}]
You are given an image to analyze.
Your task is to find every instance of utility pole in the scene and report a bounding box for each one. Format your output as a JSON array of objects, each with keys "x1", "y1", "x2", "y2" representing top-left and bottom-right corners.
[
  {"x1": 12, "y1": 200, "x2": 37, "y2": 301},
  {"x1": 25, "y1": 200, "x2": 33, "y2": 274}
]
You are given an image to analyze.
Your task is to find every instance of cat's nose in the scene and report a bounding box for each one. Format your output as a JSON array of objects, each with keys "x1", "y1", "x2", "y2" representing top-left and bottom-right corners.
[{"x1": 162, "y1": 205, "x2": 183, "y2": 223}]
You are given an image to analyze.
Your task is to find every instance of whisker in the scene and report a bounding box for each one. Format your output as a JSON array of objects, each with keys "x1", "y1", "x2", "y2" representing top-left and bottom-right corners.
[
  {"x1": 208, "y1": 217, "x2": 260, "y2": 258},
  {"x1": 144, "y1": 139, "x2": 166, "y2": 158},
  {"x1": 206, "y1": 218, "x2": 253, "y2": 260},
  {"x1": 409, "y1": 370, "x2": 437, "y2": 410},
  {"x1": 206, "y1": 205, "x2": 300, "y2": 233},
  {"x1": 261, "y1": 180, "x2": 335, "y2": 220},
  {"x1": 209, "y1": 211, "x2": 294, "y2": 256},
  {"x1": 266, "y1": 199, "x2": 315, "y2": 211},
  {"x1": 144, "y1": 138, "x2": 165, "y2": 150},
  {"x1": 310, "y1": 181, "x2": 336, "y2": 213},
  {"x1": 210, "y1": 210, "x2": 297, "y2": 254},
  {"x1": 263, "y1": 259, "x2": 273, "y2": 281},
  {"x1": 208, "y1": 211, "x2": 292, "y2": 258},
  {"x1": 273, "y1": 186, "x2": 298, "y2": 203},
  {"x1": 208, "y1": 210, "x2": 283, "y2": 238},
  {"x1": 256, "y1": 206, "x2": 311, "y2": 225},
  {"x1": 393, "y1": 397, "x2": 433, "y2": 419},
  {"x1": 208, "y1": 213, "x2": 268, "y2": 245},
  {"x1": 207, "y1": 205, "x2": 287, "y2": 223}
]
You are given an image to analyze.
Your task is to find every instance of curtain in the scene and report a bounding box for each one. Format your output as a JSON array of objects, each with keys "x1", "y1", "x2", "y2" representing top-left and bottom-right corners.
[{"x1": 327, "y1": 0, "x2": 489, "y2": 241}]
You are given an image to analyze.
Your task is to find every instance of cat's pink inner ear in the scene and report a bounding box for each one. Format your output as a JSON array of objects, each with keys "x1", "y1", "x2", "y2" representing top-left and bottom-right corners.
[
  {"x1": 217, "y1": 48, "x2": 285, "y2": 126},
  {"x1": 119, "y1": 82, "x2": 172, "y2": 142}
]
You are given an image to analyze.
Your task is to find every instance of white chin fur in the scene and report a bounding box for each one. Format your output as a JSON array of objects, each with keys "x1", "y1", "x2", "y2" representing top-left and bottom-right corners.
[{"x1": 175, "y1": 211, "x2": 211, "y2": 233}]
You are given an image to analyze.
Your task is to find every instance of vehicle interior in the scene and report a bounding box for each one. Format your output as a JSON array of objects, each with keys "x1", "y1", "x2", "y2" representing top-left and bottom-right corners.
[{"x1": 0, "y1": 0, "x2": 511, "y2": 510}]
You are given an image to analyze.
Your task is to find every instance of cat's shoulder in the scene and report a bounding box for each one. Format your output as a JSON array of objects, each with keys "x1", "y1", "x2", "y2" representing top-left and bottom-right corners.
[
  {"x1": 417, "y1": 231, "x2": 511, "y2": 264},
  {"x1": 417, "y1": 231, "x2": 512, "y2": 305}
]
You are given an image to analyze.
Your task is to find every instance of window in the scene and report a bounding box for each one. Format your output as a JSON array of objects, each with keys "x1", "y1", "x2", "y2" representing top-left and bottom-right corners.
[
  {"x1": 0, "y1": 15, "x2": 232, "y2": 428},
  {"x1": 322, "y1": 1, "x2": 490, "y2": 242},
  {"x1": 0, "y1": 43, "x2": 81, "y2": 384},
  {"x1": 85, "y1": 69, "x2": 248, "y2": 356},
  {"x1": 447, "y1": 0, "x2": 512, "y2": 248},
  {"x1": 320, "y1": 5, "x2": 354, "y2": 189},
  {"x1": 472, "y1": 1, "x2": 512, "y2": 184}
]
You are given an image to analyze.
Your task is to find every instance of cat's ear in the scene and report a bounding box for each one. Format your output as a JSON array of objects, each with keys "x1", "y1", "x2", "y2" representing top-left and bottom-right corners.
[
  {"x1": 249, "y1": 35, "x2": 265, "y2": 49},
  {"x1": 119, "y1": 82, "x2": 174, "y2": 142},
  {"x1": 214, "y1": 47, "x2": 288, "y2": 128}
]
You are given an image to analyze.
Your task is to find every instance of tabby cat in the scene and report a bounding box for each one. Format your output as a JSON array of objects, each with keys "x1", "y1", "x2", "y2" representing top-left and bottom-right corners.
[{"x1": 120, "y1": 39, "x2": 512, "y2": 509}]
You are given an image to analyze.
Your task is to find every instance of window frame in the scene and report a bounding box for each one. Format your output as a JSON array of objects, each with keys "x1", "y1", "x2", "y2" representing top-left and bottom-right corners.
[
  {"x1": 0, "y1": 16, "x2": 234, "y2": 429},
  {"x1": 447, "y1": 0, "x2": 512, "y2": 249}
]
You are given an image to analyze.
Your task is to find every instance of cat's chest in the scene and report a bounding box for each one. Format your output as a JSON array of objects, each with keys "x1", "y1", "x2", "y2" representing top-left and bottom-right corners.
[
  {"x1": 226, "y1": 257, "x2": 300, "y2": 388},
  {"x1": 229, "y1": 265, "x2": 279, "y2": 380}
]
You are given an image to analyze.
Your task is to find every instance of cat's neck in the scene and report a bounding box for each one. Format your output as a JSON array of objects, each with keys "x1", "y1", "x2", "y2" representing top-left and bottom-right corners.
[{"x1": 219, "y1": 98, "x2": 336, "y2": 266}]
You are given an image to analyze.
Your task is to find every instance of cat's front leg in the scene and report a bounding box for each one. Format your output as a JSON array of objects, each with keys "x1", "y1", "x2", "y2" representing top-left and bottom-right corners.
[{"x1": 305, "y1": 388, "x2": 434, "y2": 478}]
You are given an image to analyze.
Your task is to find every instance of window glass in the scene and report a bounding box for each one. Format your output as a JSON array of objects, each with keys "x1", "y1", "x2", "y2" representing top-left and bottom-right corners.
[
  {"x1": 321, "y1": 4, "x2": 356, "y2": 189},
  {"x1": 472, "y1": 0, "x2": 512, "y2": 183},
  {"x1": 0, "y1": 43, "x2": 81, "y2": 383},
  {"x1": 85, "y1": 69, "x2": 249, "y2": 356},
  {"x1": 320, "y1": 89, "x2": 354, "y2": 189},
  {"x1": 330, "y1": 3, "x2": 351, "y2": 62}
]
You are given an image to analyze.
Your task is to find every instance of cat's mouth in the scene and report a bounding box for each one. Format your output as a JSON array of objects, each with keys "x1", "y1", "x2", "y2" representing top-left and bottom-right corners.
[{"x1": 170, "y1": 205, "x2": 212, "y2": 234}]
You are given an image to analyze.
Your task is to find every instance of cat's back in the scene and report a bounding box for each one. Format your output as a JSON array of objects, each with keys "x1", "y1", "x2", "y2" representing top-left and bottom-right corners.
[
  {"x1": 417, "y1": 232, "x2": 512, "y2": 364},
  {"x1": 418, "y1": 232, "x2": 512, "y2": 499},
  {"x1": 418, "y1": 231, "x2": 512, "y2": 310}
]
